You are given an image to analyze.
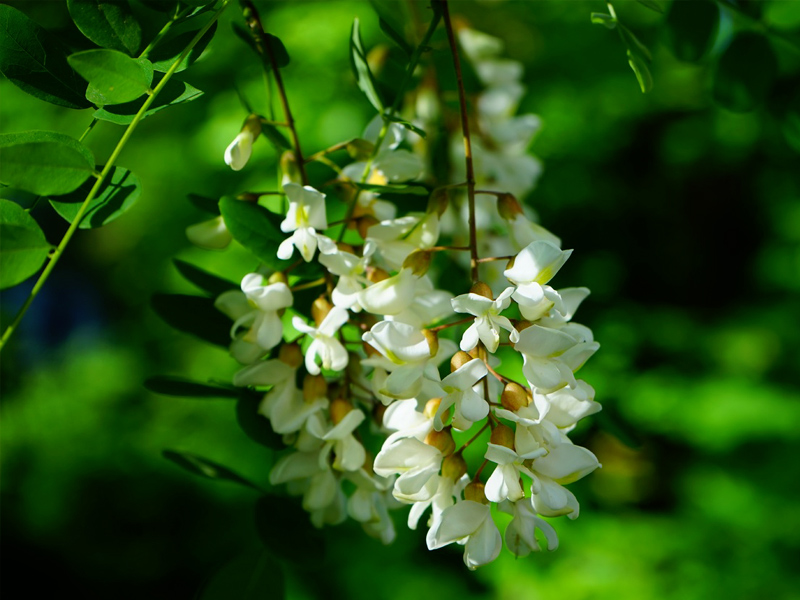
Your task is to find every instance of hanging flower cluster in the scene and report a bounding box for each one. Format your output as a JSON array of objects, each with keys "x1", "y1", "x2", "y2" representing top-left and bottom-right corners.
[{"x1": 176, "y1": 3, "x2": 602, "y2": 571}]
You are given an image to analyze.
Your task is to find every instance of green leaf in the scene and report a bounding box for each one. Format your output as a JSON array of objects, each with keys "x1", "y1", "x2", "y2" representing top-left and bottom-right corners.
[
  {"x1": 162, "y1": 450, "x2": 263, "y2": 491},
  {"x1": 173, "y1": 259, "x2": 237, "y2": 296},
  {"x1": 231, "y1": 22, "x2": 290, "y2": 71},
  {"x1": 627, "y1": 50, "x2": 653, "y2": 94},
  {"x1": 68, "y1": 49, "x2": 153, "y2": 106},
  {"x1": 0, "y1": 199, "x2": 51, "y2": 290},
  {"x1": 254, "y1": 495, "x2": 325, "y2": 564},
  {"x1": 591, "y1": 13, "x2": 617, "y2": 29},
  {"x1": 188, "y1": 192, "x2": 220, "y2": 215},
  {"x1": 350, "y1": 18, "x2": 384, "y2": 112},
  {"x1": 0, "y1": 5, "x2": 91, "y2": 109},
  {"x1": 237, "y1": 394, "x2": 283, "y2": 449},
  {"x1": 713, "y1": 32, "x2": 777, "y2": 113},
  {"x1": 0, "y1": 131, "x2": 95, "y2": 196},
  {"x1": 619, "y1": 25, "x2": 652, "y2": 61},
  {"x1": 0, "y1": 187, "x2": 39, "y2": 210},
  {"x1": 636, "y1": 0, "x2": 663, "y2": 14},
  {"x1": 144, "y1": 375, "x2": 240, "y2": 399},
  {"x1": 151, "y1": 293, "x2": 232, "y2": 347},
  {"x1": 49, "y1": 166, "x2": 140, "y2": 229},
  {"x1": 67, "y1": 0, "x2": 142, "y2": 55},
  {"x1": 351, "y1": 182, "x2": 429, "y2": 195},
  {"x1": 93, "y1": 77, "x2": 202, "y2": 124},
  {"x1": 664, "y1": 0, "x2": 720, "y2": 62},
  {"x1": 148, "y1": 15, "x2": 218, "y2": 73},
  {"x1": 261, "y1": 122, "x2": 292, "y2": 150},
  {"x1": 369, "y1": 0, "x2": 412, "y2": 55},
  {"x1": 385, "y1": 114, "x2": 426, "y2": 138},
  {"x1": 199, "y1": 550, "x2": 285, "y2": 600},
  {"x1": 218, "y1": 196, "x2": 288, "y2": 270}
]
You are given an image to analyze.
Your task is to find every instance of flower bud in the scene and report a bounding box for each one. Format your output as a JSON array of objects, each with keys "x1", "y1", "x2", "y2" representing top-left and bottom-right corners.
[
  {"x1": 427, "y1": 188, "x2": 449, "y2": 216},
  {"x1": 280, "y1": 150, "x2": 302, "y2": 184},
  {"x1": 501, "y1": 382, "x2": 530, "y2": 412},
  {"x1": 367, "y1": 266, "x2": 390, "y2": 284},
  {"x1": 442, "y1": 453, "x2": 467, "y2": 480},
  {"x1": 515, "y1": 320, "x2": 533, "y2": 333},
  {"x1": 425, "y1": 427, "x2": 456, "y2": 456},
  {"x1": 185, "y1": 216, "x2": 232, "y2": 250},
  {"x1": 347, "y1": 138, "x2": 374, "y2": 161},
  {"x1": 496, "y1": 192, "x2": 524, "y2": 220},
  {"x1": 224, "y1": 114, "x2": 262, "y2": 172},
  {"x1": 450, "y1": 350, "x2": 473, "y2": 372},
  {"x1": 470, "y1": 281, "x2": 493, "y2": 299},
  {"x1": 490, "y1": 424, "x2": 515, "y2": 449},
  {"x1": 464, "y1": 481, "x2": 489, "y2": 504},
  {"x1": 422, "y1": 329, "x2": 439, "y2": 357},
  {"x1": 268, "y1": 271, "x2": 287, "y2": 285},
  {"x1": 312, "y1": 296, "x2": 333, "y2": 326},
  {"x1": 424, "y1": 398, "x2": 441, "y2": 420},
  {"x1": 357, "y1": 215, "x2": 380, "y2": 240},
  {"x1": 402, "y1": 250, "x2": 432, "y2": 276},
  {"x1": 329, "y1": 398, "x2": 353, "y2": 425},
  {"x1": 337, "y1": 242, "x2": 355, "y2": 254},
  {"x1": 278, "y1": 343, "x2": 303, "y2": 368},
  {"x1": 303, "y1": 374, "x2": 328, "y2": 402}
]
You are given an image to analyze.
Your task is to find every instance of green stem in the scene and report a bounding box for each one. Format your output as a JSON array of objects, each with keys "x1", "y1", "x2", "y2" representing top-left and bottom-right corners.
[
  {"x1": 138, "y1": 4, "x2": 195, "y2": 60},
  {"x1": 0, "y1": 1, "x2": 231, "y2": 353}
]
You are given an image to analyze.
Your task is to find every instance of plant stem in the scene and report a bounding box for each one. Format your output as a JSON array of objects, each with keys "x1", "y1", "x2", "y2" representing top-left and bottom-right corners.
[
  {"x1": 441, "y1": 0, "x2": 479, "y2": 283},
  {"x1": 0, "y1": 1, "x2": 230, "y2": 353},
  {"x1": 138, "y1": 4, "x2": 194, "y2": 60}
]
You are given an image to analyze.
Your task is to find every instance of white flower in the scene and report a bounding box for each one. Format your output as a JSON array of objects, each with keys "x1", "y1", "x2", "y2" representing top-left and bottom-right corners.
[
  {"x1": 318, "y1": 244, "x2": 374, "y2": 310},
  {"x1": 504, "y1": 240, "x2": 572, "y2": 322},
  {"x1": 307, "y1": 408, "x2": 367, "y2": 472},
  {"x1": 498, "y1": 500, "x2": 559, "y2": 557},
  {"x1": 358, "y1": 267, "x2": 418, "y2": 316},
  {"x1": 513, "y1": 324, "x2": 581, "y2": 393},
  {"x1": 483, "y1": 442, "x2": 545, "y2": 503},
  {"x1": 366, "y1": 213, "x2": 440, "y2": 270},
  {"x1": 374, "y1": 436, "x2": 442, "y2": 502},
  {"x1": 215, "y1": 274, "x2": 293, "y2": 356},
  {"x1": 278, "y1": 182, "x2": 335, "y2": 262},
  {"x1": 388, "y1": 275, "x2": 454, "y2": 329},
  {"x1": 427, "y1": 500, "x2": 502, "y2": 570},
  {"x1": 292, "y1": 306, "x2": 349, "y2": 375},
  {"x1": 451, "y1": 287, "x2": 519, "y2": 353},
  {"x1": 433, "y1": 358, "x2": 489, "y2": 432},
  {"x1": 224, "y1": 130, "x2": 253, "y2": 171},
  {"x1": 383, "y1": 398, "x2": 434, "y2": 443},
  {"x1": 533, "y1": 380, "x2": 601, "y2": 429},
  {"x1": 185, "y1": 215, "x2": 232, "y2": 250},
  {"x1": 269, "y1": 449, "x2": 340, "y2": 513}
]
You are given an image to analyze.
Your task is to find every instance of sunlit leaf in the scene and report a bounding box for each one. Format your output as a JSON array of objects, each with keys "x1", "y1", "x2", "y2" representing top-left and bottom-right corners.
[
  {"x1": 254, "y1": 495, "x2": 325, "y2": 563},
  {"x1": 148, "y1": 14, "x2": 218, "y2": 73},
  {"x1": 713, "y1": 31, "x2": 777, "y2": 112},
  {"x1": 162, "y1": 450, "x2": 263, "y2": 491},
  {"x1": 636, "y1": 0, "x2": 663, "y2": 14},
  {"x1": 350, "y1": 18, "x2": 384, "y2": 112},
  {"x1": 0, "y1": 199, "x2": 51, "y2": 290},
  {"x1": 591, "y1": 12, "x2": 617, "y2": 29},
  {"x1": 151, "y1": 293, "x2": 232, "y2": 347},
  {"x1": 67, "y1": 0, "x2": 142, "y2": 55},
  {"x1": 0, "y1": 131, "x2": 95, "y2": 196},
  {"x1": 385, "y1": 114, "x2": 426, "y2": 138},
  {"x1": 68, "y1": 49, "x2": 153, "y2": 106},
  {"x1": 627, "y1": 50, "x2": 653, "y2": 94},
  {"x1": 664, "y1": 0, "x2": 719, "y2": 62},
  {"x1": 199, "y1": 550, "x2": 285, "y2": 600},
  {"x1": 173, "y1": 259, "x2": 237, "y2": 296},
  {"x1": 0, "y1": 5, "x2": 91, "y2": 109},
  {"x1": 144, "y1": 375, "x2": 240, "y2": 399},
  {"x1": 49, "y1": 166, "x2": 141, "y2": 229},
  {"x1": 93, "y1": 77, "x2": 203, "y2": 124}
]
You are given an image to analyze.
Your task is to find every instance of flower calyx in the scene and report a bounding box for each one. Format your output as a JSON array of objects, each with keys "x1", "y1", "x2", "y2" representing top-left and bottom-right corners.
[
  {"x1": 501, "y1": 381, "x2": 530, "y2": 412},
  {"x1": 464, "y1": 480, "x2": 489, "y2": 505}
]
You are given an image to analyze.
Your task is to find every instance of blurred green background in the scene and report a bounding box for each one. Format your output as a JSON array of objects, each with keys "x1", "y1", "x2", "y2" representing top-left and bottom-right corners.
[{"x1": 2, "y1": 1, "x2": 799, "y2": 598}]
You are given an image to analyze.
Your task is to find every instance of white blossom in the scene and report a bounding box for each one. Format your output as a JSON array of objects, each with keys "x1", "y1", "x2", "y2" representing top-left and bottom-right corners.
[
  {"x1": 451, "y1": 287, "x2": 519, "y2": 353},
  {"x1": 292, "y1": 306, "x2": 349, "y2": 375}
]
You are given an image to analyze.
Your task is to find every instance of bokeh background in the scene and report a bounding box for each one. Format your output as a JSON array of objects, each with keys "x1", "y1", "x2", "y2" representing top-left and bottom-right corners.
[{"x1": 2, "y1": 1, "x2": 800, "y2": 598}]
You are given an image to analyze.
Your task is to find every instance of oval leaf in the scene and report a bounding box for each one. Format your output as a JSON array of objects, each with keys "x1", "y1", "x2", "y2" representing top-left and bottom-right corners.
[
  {"x1": 67, "y1": 0, "x2": 142, "y2": 55},
  {"x1": 350, "y1": 18, "x2": 384, "y2": 112},
  {"x1": 173, "y1": 259, "x2": 237, "y2": 296},
  {"x1": 49, "y1": 166, "x2": 141, "y2": 229},
  {"x1": 218, "y1": 196, "x2": 289, "y2": 270},
  {"x1": 151, "y1": 293, "x2": 232, "y2": 347},
  {"x1": 713, "y1": 32, "x2": 777, "y2": 113},
  {"x1": 68, "y1": 49, "x2": 153, "y2": 106},
  {"x1": 148, "y1": 15, "x2": 218, "y2": 73},
  {"x1": 93, "y1": 78, "x2": 203, "y2": 124},
  {"x1": 0, "y1": 187, "x2": 39, "y2": 210},
  {"x1": 664, "y1": 0, "x2": 719, "y2": 62},
  {"x1": 0, "y1": 199, "x2": 51, "y2": 289},
  {"x1": 627, "y1": 50, "x2": 653, "y2": 93},
  {"x1": 145, "y1": 375, "x2": 240, "y2": 399},
  {"x1": 0, "y1": 131, "x2": 94, "y2": 196},
  {"x1": 0, "y1": 5, "x2": 91, "y2": 108},
  {"x1": 162, "y1": 450, "x2": 263, "y2": 491},
  {"x1": 199, "y1": 550, "x2": 285, "y2": 600}
]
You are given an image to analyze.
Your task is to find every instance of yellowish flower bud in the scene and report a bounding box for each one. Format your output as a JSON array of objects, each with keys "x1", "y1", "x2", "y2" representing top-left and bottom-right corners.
[
  {"x1": 450, "y1": 350, "x2": 473, "y2": 372},
  {"x1": 501, "y1": 382, "x2": 530, "y2": 412},
  {"x1": 470, "y1": 281, "x2": 493, "y2": 299},
  {"x1": 422, "y1": 329, "x2": 439, "y2": 357},
  {"x1": 329, "y1": 398, "x2": 352, "y2": 425},
  {"x1": 402, "y1": 250, "x2": 432, "y2": 276},
  {"x1": 280, "y1": 150, "x2": 302, "y2": 184},
  {"x1": 268, "y1": 271, "x2": 287, "y2": 285},
  {"x1": 357, "y1": 215, "x2": 380, "y2": 240},
  {"x1": 347, "y1": 138, "x2": 374, "y2": 161},
  {"x1": 424, "y1": 398, "x2": 442, "y2": 420},
  {"x1": 312, "y1": 296, "x2": 333, "y2": 326},
  {"x1": 442, "y1": 453, "x2": 468, "y2": 481},
  {"x1": 278, "y1": 343, "x2": 303, "y2": 369},
  {"x1": 367, "y1": 267, "x2": 390, "y2": 284},
  {"x1": 425, "y1": 427, "x2": 456, "y2": 457},
  {"x1": 303, "y1": 374, "x2": 328, "y2": 403},
  {"x1": 490, "y1": 424, "x2": 515, "y2": 449},
  {"x1": 464, "y1": 481, "x2": 489, "y2": 504},
  {"x1": 496, "y1": 192, "x2": 524, "y2": 220}
]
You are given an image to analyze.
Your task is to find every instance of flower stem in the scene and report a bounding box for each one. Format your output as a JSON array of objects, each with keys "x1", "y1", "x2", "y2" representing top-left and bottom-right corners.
[
  {"x1": 0, "y1": 0, "x2": 230, "y2": 353},
  {"x1": 457, "y1": 421, "x2": 490, "y2": 453},
  {"x1": 429, "y1": 316, "x2": 473, "y2": 332},
  {"x1": 441, "y1": 0, "x2": 479, "y2": 283}
]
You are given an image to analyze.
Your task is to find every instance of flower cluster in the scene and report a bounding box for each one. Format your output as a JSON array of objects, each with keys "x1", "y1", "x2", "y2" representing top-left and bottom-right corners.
[{"x1": 202, "y1": 15, "x2": 602, "y2": 570}]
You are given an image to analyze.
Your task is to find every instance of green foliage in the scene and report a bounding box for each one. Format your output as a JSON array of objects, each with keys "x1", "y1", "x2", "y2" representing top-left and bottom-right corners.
[
  {"x1": 148, "y1": 14, "x2": 218, "y2": 73},
  {"x1": 68, "y1": 49, "x2": 154, "y2": 106},
  {"x1": 664, "y1": 0, "x2": 720, "y2": 62},
  {"x1": 198, "y1": 550, "x2": 285, "y2": 600},
  {"x1": 173, "y1": 258, "x2": 238, "y2": 296},
  {"x1": 49, "y1": 166, "x2": 141, "y2": 228},
  {"x1": 713, "y1": 31, "x2": 778, "y2": 113},
  {"x1": 218, "y1": 195, "x2": 289, "y2": 271},
  {"x1": 370, "y1": 0, "x2": 412, "y2": 55},
  {"x1": 144, "y1": 375, "x2": 240, "y2": 399},
  {"x1": 0, "y1": 5, "x2": 91, "y2": 109},
  {"x1": 93, "y1": 78, "x2": 203, "y2": 124},
  {"x1": 151, "y1": 293, "x2": 232, "y2": 347},
  {"x1": 231, "y1": 21, "x2": 291, "y2": 71},
  {"x1": 0, "y1": 131, "x2": 95, "y2": 196},
  {"x1": 350, "y1": 17, "x2": 384, "y2": 112},
  {"x1": 67, "y1": 0, "x2": 143, "y2": 55},
  {"x1": 0, "y1": 199, "x2": 51, "y2": 289},
  {"x1": 162, "y1": 449, "x2": 263, "y2": 491}
]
